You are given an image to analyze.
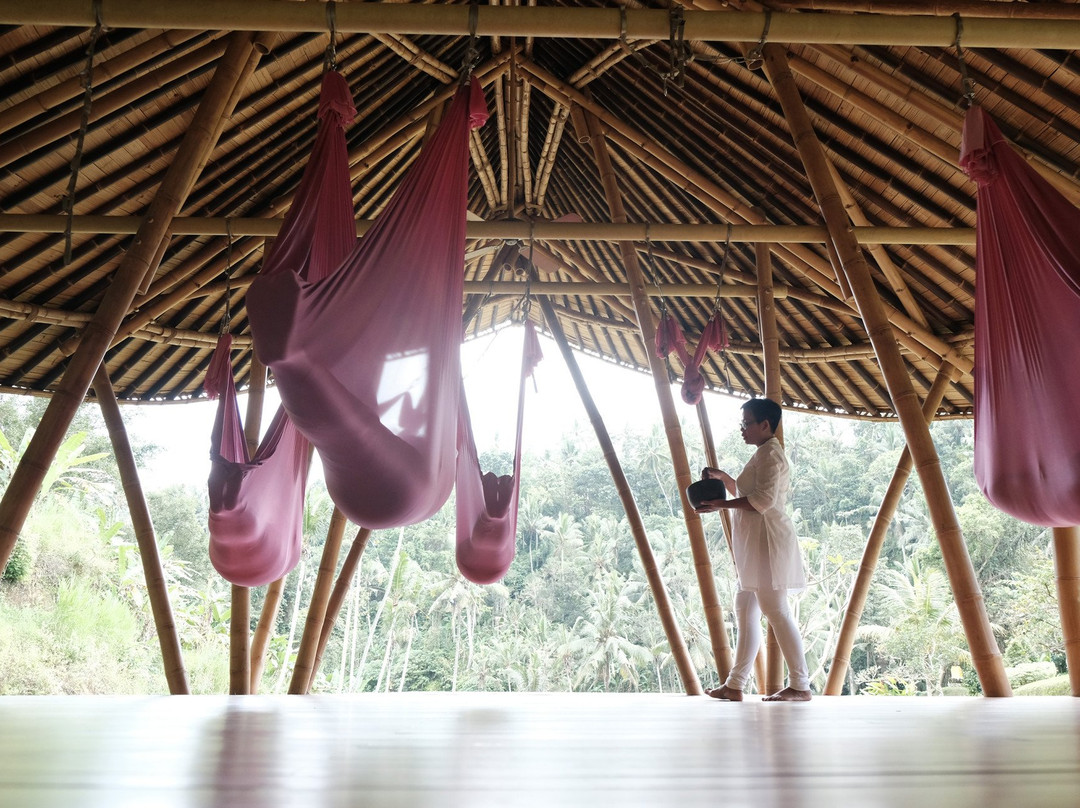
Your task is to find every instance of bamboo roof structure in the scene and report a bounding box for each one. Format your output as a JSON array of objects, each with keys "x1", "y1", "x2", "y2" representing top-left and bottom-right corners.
[{"x1": 2, "y1": 0, "x2": 1080, "y2": 420}]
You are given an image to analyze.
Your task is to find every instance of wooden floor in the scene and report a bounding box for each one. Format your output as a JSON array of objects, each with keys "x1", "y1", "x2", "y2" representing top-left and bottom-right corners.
[{"x1": 2, "y1": 693, "x2": 1079, "y2": 807}]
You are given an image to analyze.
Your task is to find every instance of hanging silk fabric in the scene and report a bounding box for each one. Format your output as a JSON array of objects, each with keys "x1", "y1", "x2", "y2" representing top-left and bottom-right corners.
[
  {"x1": 456, "y1": 321, "x2": 543, "y2": 584},
  {"x1": 681, "y1": 311, "x2": 729, "y2": 405},
  {"x1": 204, "y1": 334, "x2": 309, "y2": 587},
  {"x1": 247, "y1": 73, "x2": 489, "y2": 530},
  {"x1": 959, "y1": 106, "x2": 1080, "y2": 527},
  {"x1": 655, "y1": 310, "x2": 728, "y2": 405}
]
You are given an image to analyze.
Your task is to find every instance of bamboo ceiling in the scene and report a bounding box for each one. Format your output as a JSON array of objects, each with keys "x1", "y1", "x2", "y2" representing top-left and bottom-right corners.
[{"x1": 2, "y1": 0, "x2": 1080, "y2": 419}]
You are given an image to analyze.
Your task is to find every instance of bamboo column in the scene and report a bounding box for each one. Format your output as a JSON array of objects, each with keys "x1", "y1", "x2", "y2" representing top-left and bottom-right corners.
[
  {"x1": 0, "y1": 31, "x2": 264, "y2": 578},
  {"x1": 312, "y1": 527, "x2": 373, "y2": 686},
  {"x1": 761, "y1": 43, "x2": 1010, "y2": 696},
  {"x1": 824, "y1": 366, "x2": 952, "y2": 695},
  {"x1": 584, "y1": 110, "x2": 731, "y2": 680},
  {"x1": 93, "y1": 366, "x2": 189, "y2": 694},
  {"x1": 755, "y1": 243, "x2": 786, "y2": 696},
  {"x1": 288, "y1": 507, "x2": 349, "y2": 694},
  {"x1": 540, "y1": 295, "x2": 702, "y2": 695},
  {"x1": 228, "y1": 351, "x2": 267, "y2": 695},
  {"x1": 1052, "y1": 526, "x2": 1080, "y2": 696}
]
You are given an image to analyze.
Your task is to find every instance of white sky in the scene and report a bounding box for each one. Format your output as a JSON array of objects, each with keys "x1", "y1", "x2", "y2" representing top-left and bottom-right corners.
[{"x1": 129, "y1": 328, "x2": 746, "y2": 491}]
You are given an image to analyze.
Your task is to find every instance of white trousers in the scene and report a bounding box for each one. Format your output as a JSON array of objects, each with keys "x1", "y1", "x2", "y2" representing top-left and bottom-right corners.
[{"x1": 724, "y1": 588, "x2": 810, "y2": 693}]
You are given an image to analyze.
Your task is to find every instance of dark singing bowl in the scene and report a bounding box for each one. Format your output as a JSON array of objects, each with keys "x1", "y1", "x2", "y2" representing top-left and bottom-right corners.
[{"x1": 686, "y1": 478, "x2": 727, "y2": 509}]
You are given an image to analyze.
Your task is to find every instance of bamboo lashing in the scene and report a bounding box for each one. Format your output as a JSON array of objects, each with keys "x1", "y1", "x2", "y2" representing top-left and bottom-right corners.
[
  {"x1": 5, "y1": 2, "x2": 1080, "y2": 48},
  {"x1": 93, "y1": 365, "x2": 190, "y2": 695},
  {"x1": 584, "y1": 109, "x2": 732, "y2": 681},
  {"x1": 761, "y1": 42, "x2": 1011, "y2": 696},
  {"x1": 824, "y1": 365, "x2": 952, "y2": 695},
  {"x1": 1052, "y1": 526, "x2": 1080, "y2": 697},
  {"x1": 0, "y1": 31, "x2": 266, "y2": 580},
  {"x1": 540, "y1": 294, "x2": 702, "y2": 695}
]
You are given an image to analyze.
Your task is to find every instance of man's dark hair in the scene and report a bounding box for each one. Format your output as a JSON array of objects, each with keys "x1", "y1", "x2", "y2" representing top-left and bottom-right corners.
[{"x1": 742, "y1": 398, "x2": 782, "y2": 432}]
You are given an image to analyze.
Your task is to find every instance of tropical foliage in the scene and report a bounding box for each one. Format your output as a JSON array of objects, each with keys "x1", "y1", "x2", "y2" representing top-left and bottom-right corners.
[{"x1": 0, "y1": 392, "x2": 1067, "y2": 696}]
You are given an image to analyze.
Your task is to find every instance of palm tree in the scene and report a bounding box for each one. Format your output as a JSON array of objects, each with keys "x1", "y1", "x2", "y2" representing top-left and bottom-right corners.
[{"x1": 569, "y1": 572, "x2": 652, "y2": 691}]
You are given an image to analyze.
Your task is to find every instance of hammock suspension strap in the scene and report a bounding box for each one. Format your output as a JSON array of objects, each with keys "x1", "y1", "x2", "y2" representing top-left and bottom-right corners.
[
  {"x1": 324, "y1": 1, "x2": 338, "y2": 72},
  {"x1": 953, "y1": 14, "x2": 976, "y2": 108},
  {"x1": 62, "y1": 0, "x2": 105, "y2": 267}
]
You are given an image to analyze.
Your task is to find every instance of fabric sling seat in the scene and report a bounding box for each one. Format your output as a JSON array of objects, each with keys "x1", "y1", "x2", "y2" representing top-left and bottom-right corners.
[
  {"x1": 456, "y1": 321, "x2": 542, "y2": 584},
  {"x1": 247, "y1": 72, "x2": 489, "y2": 530},
  {"x1": 960, "y1": 106, "x2": 1080, "y2": 527}
]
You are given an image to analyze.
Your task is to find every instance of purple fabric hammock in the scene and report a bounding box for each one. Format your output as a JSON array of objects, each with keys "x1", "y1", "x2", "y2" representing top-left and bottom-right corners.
[
  {"x1": 655, "y1": 311, "x2": 729, "y2": 405},
  {"x1": 247, "y1": 73, "x2": 489, "y2": 530},
  {"x1": 456, "y1": 322, "x2": 543, "y2": 584},
  {"x1": 960, "y1": 106, "x2": 1080, "y2": 527},
  {"x1": 204, "y1": 334, "x2": 310, "y2": 587}
]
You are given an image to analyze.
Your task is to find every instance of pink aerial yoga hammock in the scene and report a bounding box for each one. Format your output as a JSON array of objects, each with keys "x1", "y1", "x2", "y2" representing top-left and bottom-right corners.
[
  {"x1": 204, "y1": 334, "x2": 310, "y2": 587},
  {"x1": 456, "y1": 321, "x2": 543, "y2": 584},
  {"x1": 247, "y1": 72, "x2": 489, "y2": 530},
  {"x1": 960, "y1": 106, "x2": 1080, "y2": 527},
  {"x1": 654, "y1": 310, "x2": 728, "y2": 405}
]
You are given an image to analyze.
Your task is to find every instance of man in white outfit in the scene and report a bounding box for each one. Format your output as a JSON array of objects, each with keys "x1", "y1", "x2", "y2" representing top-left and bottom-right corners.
[{"x1": 694, "y1": 397, "x2": 811, "y2": 702}]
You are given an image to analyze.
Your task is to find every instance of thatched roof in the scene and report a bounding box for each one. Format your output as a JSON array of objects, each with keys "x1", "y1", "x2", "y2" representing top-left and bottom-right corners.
[{"x1": 3, "y1": 1, "x2": 1079, "y2": 418}]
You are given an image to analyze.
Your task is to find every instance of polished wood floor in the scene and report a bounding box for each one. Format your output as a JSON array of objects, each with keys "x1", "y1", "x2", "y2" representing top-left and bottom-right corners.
[{"x1": 1, "y1": 693, "x2": 1078, "y2": 807}]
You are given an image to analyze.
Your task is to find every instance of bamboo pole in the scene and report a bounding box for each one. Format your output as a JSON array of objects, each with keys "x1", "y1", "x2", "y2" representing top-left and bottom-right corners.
[
  {"x1": 288, "y1": 507, "x2": 349, "y2": 694},
  {"x1": 540, "y1": 295, "x2": 703, "y2": 695},
  {"x1": 6, "y1": 2, "x2": 1080, "y2": 47},
  {"x1": 584, "y1": 109, "x2": 731, "y2": 680},
  {"x1": 754, "y1": 243, "x2": 787, "y2": 696},
  {"x1": 761, "y1": 42, "x2": 1010, "y2": 696},
  {"x1": 249, "y1": 578, "x2": 283, "y2": 692},
  {"x1": 311, "y1": 528, "x2": 373, "y2": 687},
  {"x1": 228, "y1": 350, "x2": 267, "y2": 696},
  {"x1": 781, "y1": 0, "x2": 1080, "y2": 21},
  {"x1": 0, "y1": 32, "x2": 263, "y2": 579},
  {"x1": 93, "y1": 366, "x2": 189, "y2": 694},
  {"x1": 824, "y1": 366, "x2": 952, "y2": 695},
  {"x1": 0, "y1": 213, "x2": 977, "y2": 247},
  {"x1": 1052, "y1": 526, "x2": 1080, "y2": 697}
]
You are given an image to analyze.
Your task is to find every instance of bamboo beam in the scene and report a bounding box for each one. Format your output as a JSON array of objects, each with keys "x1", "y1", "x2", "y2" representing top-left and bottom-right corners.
[
  {"x1": 584, "y1": 109, "x2": 732, "y2": 680},
  {"x1": 312, "y1": 527, "x2": 373, "y2": 687},
  {"x1": 0, "y1": 214, "x2": 977, "y2": 246},
  {"x1": 0, "y1": 297, "x2": 252, "y2": 348},
  {"x1": 824, "y1": 365, "x2": 951, "y2": 695},
  {"x1": 93, "y1": 366, "x2": 189, "y2": 695},
  {"x1": 288, "y1": 507, "x2": 348, "y2": 694},
  {"x1": 0, "y1": 32, "x2": 264, "y2": 579},
  {"x1": 781, "y1": 0, "x2": 1080, "y2": 21},
  {"x1": 6, "y1": 2, "x2": 1080, "y2": 47},
  {"x1": 761, "y1": 42, "x2": 1010, "y2": 696},
  {"x1": 1052, "y1": 526, "x2": 1080, "y2": 697},
  {"x1": 539, "y1": 295, "x2": 702, "y2": 695}
]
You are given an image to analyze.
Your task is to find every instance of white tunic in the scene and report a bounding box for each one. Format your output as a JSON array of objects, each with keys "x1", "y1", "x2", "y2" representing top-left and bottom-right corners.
[{"x1": 731, "y1": 437, "x2": 806, "y2": 592}]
